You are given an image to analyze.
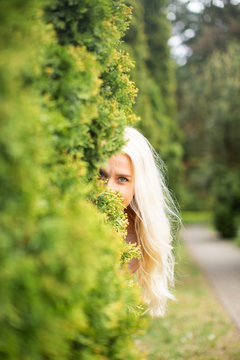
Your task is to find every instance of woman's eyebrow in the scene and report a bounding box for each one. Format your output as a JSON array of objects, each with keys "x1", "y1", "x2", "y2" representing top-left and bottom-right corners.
[
  {"x1": 100, "y1": 168, "x2": 132, "y2": 178},
  {"x1": 116, "y1": 174, "x2": 132, "y2": 178}
]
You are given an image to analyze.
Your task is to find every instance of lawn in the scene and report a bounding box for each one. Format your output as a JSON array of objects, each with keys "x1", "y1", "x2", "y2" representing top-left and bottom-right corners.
[
  {"x1": 141, "y1": 239, "x2": 240, "y2": 360},
  {"x1": 181, "y1": 211, "x2": 213, "y2": 226}
]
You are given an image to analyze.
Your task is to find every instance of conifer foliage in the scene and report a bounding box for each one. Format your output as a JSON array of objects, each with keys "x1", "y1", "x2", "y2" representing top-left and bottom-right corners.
[
  {"x1": 43, "y1": 0, "x2": 139, "y2": 176},
  {"x1": 0, "y1": 1, "x2": 146, "y2": 359}
]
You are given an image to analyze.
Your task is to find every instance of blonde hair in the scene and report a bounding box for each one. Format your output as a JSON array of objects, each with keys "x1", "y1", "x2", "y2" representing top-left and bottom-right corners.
[{"x1": 122, "y1": 126, "x2": 180, "y2": 317}]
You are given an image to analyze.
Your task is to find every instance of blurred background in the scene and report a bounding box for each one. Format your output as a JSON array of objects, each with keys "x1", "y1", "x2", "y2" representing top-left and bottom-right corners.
[
  {"x1": 124, "y1": 0, "x2": 240, "y2": 241},
  {"x1": 1, "y1": 1, "x2": 240, "y2": 358}
]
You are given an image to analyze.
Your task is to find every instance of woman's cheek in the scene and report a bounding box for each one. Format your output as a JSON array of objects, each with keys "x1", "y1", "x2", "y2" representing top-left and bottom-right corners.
[{"x1": 122, "y1": 186, "x2": 134, "y2": 207}]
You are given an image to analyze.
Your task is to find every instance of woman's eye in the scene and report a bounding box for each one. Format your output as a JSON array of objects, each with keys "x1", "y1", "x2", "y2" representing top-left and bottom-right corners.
[
  {"x1": 99, "y1": 169, "x2": 107, "y2": 179},
  {"x1": 119, "y1": 177, "x2": 128, "y2": 182}
]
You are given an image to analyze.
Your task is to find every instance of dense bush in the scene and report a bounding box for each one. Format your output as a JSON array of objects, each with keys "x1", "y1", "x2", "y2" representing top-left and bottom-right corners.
[
  {"x1": 43, "y1": 0, "x2": 139, "y2": 177},
  {"x1": 0, "y1": 1, "x2": 147, "y2": 359},
  {"x1": 212, "y1": 167, "x2": 240, "y2": 238}
]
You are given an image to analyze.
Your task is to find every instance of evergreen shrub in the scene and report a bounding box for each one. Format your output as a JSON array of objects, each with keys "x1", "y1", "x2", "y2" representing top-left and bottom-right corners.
[
  {"x1": 0, "y1": 1, "x2": 147, "y2": 359},
  {"x1": 212, "y1": 168, "x2": 240, "y2": 238},
  {"x1": 43, "y1": 0, "x2": 139, "y2": 177}
]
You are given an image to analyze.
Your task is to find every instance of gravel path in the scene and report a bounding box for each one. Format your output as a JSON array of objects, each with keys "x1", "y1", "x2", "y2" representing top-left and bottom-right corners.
[{"x1": 181, "y1": 224, "x2": 240, "y2": 331}]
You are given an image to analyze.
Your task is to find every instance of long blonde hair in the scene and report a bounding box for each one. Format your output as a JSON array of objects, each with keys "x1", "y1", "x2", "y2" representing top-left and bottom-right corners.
[{"x1": 122, "y1": 126, "x2": 180, "y2": 316}]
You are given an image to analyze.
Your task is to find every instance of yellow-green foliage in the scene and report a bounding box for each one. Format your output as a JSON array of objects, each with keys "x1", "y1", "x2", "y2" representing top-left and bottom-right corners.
[
  {"x1": 91, "y1": 182, "x2": 142, "y2": 265},
  {"x1": 43, "y1": 0, "x2": 139, "y2": 177},
  {"x1": 0, "y1": 1, "x2": 147, "y2": 359}
]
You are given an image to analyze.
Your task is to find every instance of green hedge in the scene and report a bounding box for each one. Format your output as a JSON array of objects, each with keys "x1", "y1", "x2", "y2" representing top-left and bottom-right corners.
[
  {"x1": 43, "y1": 0, "x2": 139, "y2": 177},
  {"x1": 0, "y1": 1, "x2": 147, "y2": 359}
]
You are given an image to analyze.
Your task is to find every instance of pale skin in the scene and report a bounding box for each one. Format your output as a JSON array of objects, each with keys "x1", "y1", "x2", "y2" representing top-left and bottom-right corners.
[
  {"x1": 100, "y1": 153, "x2": 139, "y2": 272},
  {"x1": 99, "y1": 153, "x2": 135, "y2": 207}
]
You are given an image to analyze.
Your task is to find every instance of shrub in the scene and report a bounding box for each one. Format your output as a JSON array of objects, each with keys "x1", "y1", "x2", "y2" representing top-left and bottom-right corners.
[
  {"x1": 212, "y1": 167, "x2": 240, "y2": 238},
  {"x1": 0, "y1": 1, "x2": 147, "y2": 359}
]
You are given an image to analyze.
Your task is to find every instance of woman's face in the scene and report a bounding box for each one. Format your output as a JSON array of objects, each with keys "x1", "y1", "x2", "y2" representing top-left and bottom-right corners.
[{"x1": 100, "y1": 153, "x2": 135, "y2": 207}]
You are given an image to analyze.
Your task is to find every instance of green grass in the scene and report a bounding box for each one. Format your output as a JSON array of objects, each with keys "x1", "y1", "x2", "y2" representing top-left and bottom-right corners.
[
  {"x1": 141, "y1": 241, "x2": 240, "y2": 360},
  {"x1": 235, "y1": 235, "x2": 240, "y2": 248},
  {"x1": 234, "y1": 215, "x2": 240, "y2": 247},
  {"x1": 181, "y1": 211, "x2": 213, "y2": 226}
]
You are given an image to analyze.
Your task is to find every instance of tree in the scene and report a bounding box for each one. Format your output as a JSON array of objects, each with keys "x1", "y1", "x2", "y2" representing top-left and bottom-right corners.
[
  {"x1": 172, "y1": 0, "x2": 240, "y2": 216},
  {"x1": 169, "y1": 0, "x2": 240, "y2": 64},
  {"x1": 204, "y1": 43, "x2": 240, "y2": 237},
  {"x1": 177, "y1": 41, "x2": 240, "y2": 236}
]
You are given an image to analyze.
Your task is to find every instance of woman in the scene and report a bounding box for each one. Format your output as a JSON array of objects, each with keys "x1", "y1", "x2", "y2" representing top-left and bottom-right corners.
[{"x1": 99, "y1": 127, "x2": 180, "y2": 317}]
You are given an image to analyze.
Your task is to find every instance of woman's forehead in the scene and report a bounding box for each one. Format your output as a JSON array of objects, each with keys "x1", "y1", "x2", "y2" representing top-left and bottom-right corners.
[{"x1": 105, "y1": 153, "x2": 133, "y2": 173}]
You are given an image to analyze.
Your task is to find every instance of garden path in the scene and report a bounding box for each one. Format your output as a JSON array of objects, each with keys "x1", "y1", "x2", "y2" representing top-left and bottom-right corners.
[{"x1": 181, "y1": 224, "x2": 240, "y2": 331}]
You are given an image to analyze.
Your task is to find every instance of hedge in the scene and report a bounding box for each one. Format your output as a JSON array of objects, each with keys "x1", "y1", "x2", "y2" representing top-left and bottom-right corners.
[{"x1": 0, "y1": 1, "x2": 147, "y2": 359}]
